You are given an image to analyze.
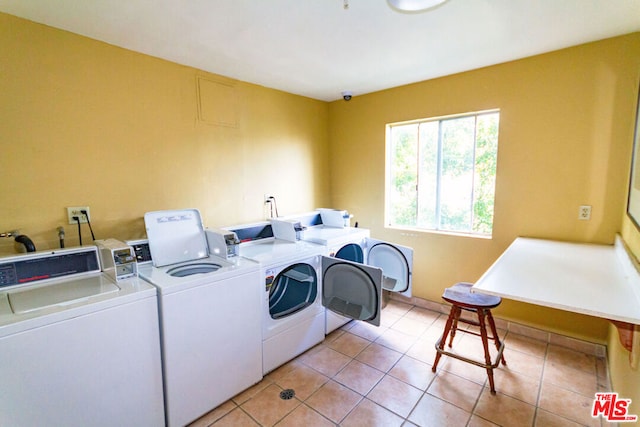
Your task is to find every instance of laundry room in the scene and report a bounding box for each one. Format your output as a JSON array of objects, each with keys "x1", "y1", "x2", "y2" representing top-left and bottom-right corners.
[{"x1": 1, "y1": 3, "x2": 640, "y2": 426}]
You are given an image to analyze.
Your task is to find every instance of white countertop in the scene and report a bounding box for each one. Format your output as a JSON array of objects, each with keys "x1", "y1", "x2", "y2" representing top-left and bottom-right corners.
[{"x1": 472, "y1": 236, "x2": 640, "y2": 325}]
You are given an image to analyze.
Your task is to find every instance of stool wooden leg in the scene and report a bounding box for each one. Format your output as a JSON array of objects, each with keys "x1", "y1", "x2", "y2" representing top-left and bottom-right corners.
[
  {"x1": 448, "y1": 306, "x2": 462, "y2": 347},
  {"x1": 477, "y1": 309, "x2": 497, "y2": 394},
  {"x1": 487, "y1": 310, "x2": 506, "y2": 365},
  {"x1": 432, "y1": 305, "x2": 457, "y2": 372}
]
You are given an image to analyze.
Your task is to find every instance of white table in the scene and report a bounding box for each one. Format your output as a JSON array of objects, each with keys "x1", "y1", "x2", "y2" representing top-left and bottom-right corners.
[{"x1": 472, "y1": 236, "x2": 640, "y2": 325}]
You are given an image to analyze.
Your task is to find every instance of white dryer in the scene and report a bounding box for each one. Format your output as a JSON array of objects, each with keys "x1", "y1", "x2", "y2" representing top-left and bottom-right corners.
[
  {"x1": 136, "y1": 209, "x2": 263, "y2": 427},
  {"x1": 320, "y1": 240, "x2": 413, "y2": 328},
  {"x1": 279, "y1": 210, "x2": 414, "y2": 331},
  {"x1": 0, "y1": 246, "x2": 164, "y2": 427},
  {"x1": 275, "y1": 213, "x2": 369, "y2": 333},
  {"x1": 224, "y1": 221, "x2": 326, "y2": 374}
]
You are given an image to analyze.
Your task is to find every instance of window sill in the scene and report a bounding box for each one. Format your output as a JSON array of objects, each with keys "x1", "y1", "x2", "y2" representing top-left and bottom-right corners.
[{"x1": 386, "y1": 225, "x2": 492, "y2": 240}]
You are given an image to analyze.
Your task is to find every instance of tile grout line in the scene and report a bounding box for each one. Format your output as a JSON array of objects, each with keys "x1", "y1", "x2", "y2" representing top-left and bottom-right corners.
[
  {"x1": 333, "y1": 306, "x2": 440, "y2": 424},
  {"x1": 203, "y1": 300, "x2": 610, "y2": 426},
  {"x1": 528, "y1": 328, "x2": 549, "y2": 427}
]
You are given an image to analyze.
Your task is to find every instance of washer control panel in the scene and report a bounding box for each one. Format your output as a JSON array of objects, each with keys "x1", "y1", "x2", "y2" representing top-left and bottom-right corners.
[
  {"x1": 0, "y1": 248, "x2": 100, "y2": 289},
  {"x1": 126, "y1": 239, "x2": 153, "y2": 264}
]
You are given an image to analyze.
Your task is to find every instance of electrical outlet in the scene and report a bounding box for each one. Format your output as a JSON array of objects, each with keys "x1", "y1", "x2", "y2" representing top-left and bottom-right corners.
[
  {"x1": 67, "y1": 206, "x2": 90, "y2": 224},
  {"x1": 578, "y1": 205, "x2": 591, "y2": 221}
]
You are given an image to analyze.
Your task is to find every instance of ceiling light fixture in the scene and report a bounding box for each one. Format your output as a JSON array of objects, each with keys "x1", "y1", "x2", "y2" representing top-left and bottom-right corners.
[{"x1": 388, "y1": 0, "x2": 448, "y2": 12}]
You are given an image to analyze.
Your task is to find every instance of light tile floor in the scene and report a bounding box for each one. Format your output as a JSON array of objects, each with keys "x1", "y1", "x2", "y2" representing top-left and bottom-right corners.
[{"x1": 190, "y1": 300, "x2": 612, "y2": 427}]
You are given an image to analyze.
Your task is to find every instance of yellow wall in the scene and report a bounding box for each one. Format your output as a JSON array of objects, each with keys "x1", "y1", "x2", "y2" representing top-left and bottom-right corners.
[
  {"x1": 614, "y1": 219, "x2": 640, "y2": 413},
  {"x1": 3, "y1": 10, "x2": 640, "y2": 408},
  {"x1": 0, "y1": 13, "x2": 330, "y2": 252},
  {"x1": 328, "y1": 33, "x2": 640, "y2": 342},
  {"x1": 328, "y1": 32, "x2": 640, "y2": 407}
]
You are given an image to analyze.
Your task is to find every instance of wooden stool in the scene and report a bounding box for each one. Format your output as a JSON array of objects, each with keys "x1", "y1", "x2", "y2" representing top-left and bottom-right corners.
[{"x1": 432, "y1": 282, "x2": 506, "y2": 393}]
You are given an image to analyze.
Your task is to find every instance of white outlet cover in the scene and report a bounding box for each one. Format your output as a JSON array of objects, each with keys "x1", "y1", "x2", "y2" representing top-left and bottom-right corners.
[
  {"x1": 67, "y1": 206, "x2": 90, "y2": 224},
  {"x1": 578, "y1": 205, "x2": 592, "y2": 220}
]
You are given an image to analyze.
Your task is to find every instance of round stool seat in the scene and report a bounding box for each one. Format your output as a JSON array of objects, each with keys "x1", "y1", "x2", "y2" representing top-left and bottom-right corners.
[{"x1": 442, "y1": 282, "x2": 501, "y2": 309}]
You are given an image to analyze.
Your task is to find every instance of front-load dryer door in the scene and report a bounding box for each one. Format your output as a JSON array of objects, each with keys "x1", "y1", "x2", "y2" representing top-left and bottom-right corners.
[
  {"x1": 321, "y1": 256, "x2": 383, "y2": 327},
  {"x1": 269, "y1": 263, "x2": 318, "y2": 319},
  {"x1": 366, "y1": 238, "x2": 413, "y2": 298}
]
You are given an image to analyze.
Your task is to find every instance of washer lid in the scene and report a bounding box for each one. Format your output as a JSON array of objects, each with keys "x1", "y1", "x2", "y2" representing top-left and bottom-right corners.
[
  {"x1": 144, "y1": 209, "x2": 208, "y2": 267},
  {"x1": 8, "y1": 275, "x2": 120, "y2": 314}
]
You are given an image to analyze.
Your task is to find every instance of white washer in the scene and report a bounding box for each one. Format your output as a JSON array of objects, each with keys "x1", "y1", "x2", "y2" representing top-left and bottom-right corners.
[
  {"x1": 226, "y1": 221, "x2": 326, "y2": 374},
  {"x1": 0, "y1": 246, "x2": 164, "y2": 427},
  {"x1": 135, "y1": 209, "x2": 263, "y2": 427}
]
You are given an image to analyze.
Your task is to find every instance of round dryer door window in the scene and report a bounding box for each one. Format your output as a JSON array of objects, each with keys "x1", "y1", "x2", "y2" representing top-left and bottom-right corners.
[
  {"x1": 335, "y1": 243, "x2": 364, "y2": 263},
  {"x1": 269, "y1": 263, "x2": 317, "y2": 320}
]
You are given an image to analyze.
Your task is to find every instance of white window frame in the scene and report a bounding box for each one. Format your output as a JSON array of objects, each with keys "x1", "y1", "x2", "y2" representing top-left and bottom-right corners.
[{"x1": 384, "y1": 109, "x2": 500, "y2": 238}]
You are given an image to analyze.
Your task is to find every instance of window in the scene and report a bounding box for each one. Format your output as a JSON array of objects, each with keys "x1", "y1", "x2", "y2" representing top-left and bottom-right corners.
[{"x1": 385, "y1": 110, "x2": 499, "y2": 236}]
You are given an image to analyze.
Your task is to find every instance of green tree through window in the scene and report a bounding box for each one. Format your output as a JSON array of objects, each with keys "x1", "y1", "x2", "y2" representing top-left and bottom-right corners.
[{"x1": 386, "y1": 111, "x2": 499, "y2": 236}]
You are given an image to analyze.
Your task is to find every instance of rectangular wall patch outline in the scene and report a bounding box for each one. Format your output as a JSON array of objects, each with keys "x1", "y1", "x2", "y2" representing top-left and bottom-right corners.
[{"x1": 196, "y1": 77, "x2": 239, "y2": 128}]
